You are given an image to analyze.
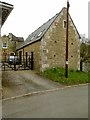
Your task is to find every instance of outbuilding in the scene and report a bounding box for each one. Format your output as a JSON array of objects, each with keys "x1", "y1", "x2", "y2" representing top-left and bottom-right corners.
[{"x1": 17, "y1": 7, "x2": 81, "y2": 72}]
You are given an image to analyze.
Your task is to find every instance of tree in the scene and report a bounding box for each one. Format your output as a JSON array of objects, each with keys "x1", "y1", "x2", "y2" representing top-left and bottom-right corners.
[
  {"x1": 80, "y1": 39, "x2": 90, "y2": 71},
  {"x1": 80, "y1": 43, "x2": 88, "y2": 62}
]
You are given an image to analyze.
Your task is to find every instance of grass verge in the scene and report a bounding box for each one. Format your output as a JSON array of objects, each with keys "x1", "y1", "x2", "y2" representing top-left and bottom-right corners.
[{"x1": 39, "y1": 67, "x2": 89, "y2": 85}]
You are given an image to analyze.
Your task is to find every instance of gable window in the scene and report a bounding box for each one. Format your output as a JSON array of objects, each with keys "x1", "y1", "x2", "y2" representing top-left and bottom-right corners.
[
  {"x1": 3, "y1": 43, "x2": 7, "y2": 48},
  {"x1": 63, "y1": 20, "x2": 66, "y2": 28},
  {"x1": 31, "y1": 37, "x2": 34, "y2": 40},
  {"x1": 37, "y1": 32, "x2": 42, "y2": 37}
]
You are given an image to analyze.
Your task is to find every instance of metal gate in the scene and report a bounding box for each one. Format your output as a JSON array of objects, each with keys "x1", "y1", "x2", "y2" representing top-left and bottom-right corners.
[{"x1": 1, "y1": 52, "x2": 34, "y2": 71}]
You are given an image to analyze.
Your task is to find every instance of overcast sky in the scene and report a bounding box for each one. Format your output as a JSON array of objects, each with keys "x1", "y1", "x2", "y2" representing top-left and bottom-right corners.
[{"x1": 1, "y1": 0, "x2": 89, "y2": 39}]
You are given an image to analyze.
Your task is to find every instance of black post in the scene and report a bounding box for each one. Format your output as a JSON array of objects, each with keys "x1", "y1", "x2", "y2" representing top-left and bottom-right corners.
[
  {"x1": 23, "y1": 48, "x2": 25, "y2": 69},
  {"x1": 26, "y1": 52, "x2": 28, "y2": 67},
  {"x1": 4, "y1": 49, "x2": 6, "y2": 71},
  {"x1": 31, "y1": 52, "x2": 33, "y2": 70},
  {"x1": 65, "y1": 0, "x2": 70, "y2": 78},
  {"x1": 80, "y1": 58, "x2": 83, "y2": 72},
  {"x1": 14, "y1": 41, "x2": 16, "y2": 71}
]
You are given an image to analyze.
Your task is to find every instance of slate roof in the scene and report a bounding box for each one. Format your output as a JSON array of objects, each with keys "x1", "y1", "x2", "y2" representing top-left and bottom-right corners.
[
  {"x1": 0, "y1": 1, "x2": 13, "y2": 26},
  {"x1": 17, "y1": 12, "x2": 59, "y2": 50},
  {"x1": 9, "y1": 33, "x2": 24, "y2": 42},
  {"x1": 17, "y1": 7, "x2": 81, "y2": 50},
  {"x1": 17, "y1": 37, "x2": 24, "y2": 42}
]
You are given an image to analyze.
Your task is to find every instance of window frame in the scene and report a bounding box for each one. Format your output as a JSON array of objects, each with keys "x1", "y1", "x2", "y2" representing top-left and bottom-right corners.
[{"x1": 2, "y1": 42, "x2": 7, "y2": 48}]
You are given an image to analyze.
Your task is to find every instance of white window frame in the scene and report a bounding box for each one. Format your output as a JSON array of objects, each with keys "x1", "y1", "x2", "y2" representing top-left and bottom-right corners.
[
  {"x1": 2, "y1": 43, "x2": 7, "y2": 48},
  {"x1": 31, "y1": 37, "x2": 34, "y2": 40},
  {"x1": 37, "y1": 32, "x2": 42, "y2": 37}
]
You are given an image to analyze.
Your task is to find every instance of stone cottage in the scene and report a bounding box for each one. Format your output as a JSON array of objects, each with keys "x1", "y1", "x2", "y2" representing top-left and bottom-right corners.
[
  {"x1": 2, "y1": 33, "x2": 24, "y2": 62},
  {"x1": 17, "y1": 7, "x2": 81, "y2": 72}
]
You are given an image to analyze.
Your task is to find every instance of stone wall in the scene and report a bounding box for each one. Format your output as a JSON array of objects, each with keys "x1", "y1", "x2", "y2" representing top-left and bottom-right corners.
[
  {"x1": 18, "y1": 41, "x2": 41, "y2": 71},
  {"x1": 17, "y1": 8, "x2": 80, "y2": 72},
  {"x1": 40, "y1": 8, "x2": 80, "y2": 71},
  {"x1": 2, "y1": 35, "x2": 23, "y2": 61}
]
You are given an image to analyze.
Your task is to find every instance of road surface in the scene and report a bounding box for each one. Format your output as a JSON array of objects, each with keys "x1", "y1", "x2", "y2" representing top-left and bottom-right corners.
[
  {"x1": 2, "y1": 70, "x2": 62, "y2": 99},
  {"x1": 2, "y1": 85, "x2": 88, "y2": 118}
]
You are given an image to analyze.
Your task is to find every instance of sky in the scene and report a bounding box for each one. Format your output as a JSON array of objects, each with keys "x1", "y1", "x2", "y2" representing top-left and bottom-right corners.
[{"x1": 1, "y1": 0, "x2": 89, "y2": 39}]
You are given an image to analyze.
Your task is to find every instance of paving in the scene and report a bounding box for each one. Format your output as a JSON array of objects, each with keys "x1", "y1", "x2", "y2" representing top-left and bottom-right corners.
[{"x1": 2, "y1": 70, "x2": 63, "y2": 99}]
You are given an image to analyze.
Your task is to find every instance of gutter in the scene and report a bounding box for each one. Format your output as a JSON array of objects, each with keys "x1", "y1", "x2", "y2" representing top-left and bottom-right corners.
[
  {"x1": 0, "y1": 1, "x2": 13, "y2": 8},
  {"x1": 16, "y1": 38, "x2": 42, "y2": 51}
]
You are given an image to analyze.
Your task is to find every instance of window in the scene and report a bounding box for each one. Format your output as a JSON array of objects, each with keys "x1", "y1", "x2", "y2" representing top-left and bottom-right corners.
[
  {"x1": 37, "y1": 32, "x2": 42, "y2": 37},
  {"x1": 3, "y1": 43, "x2": 7, "y2": 48},
  {"x1": 63, "y1": 20, "x2": 66, "y2": 28},
  {"x1": 31, "y1": 37, "x2": 34, "y2": 40}
]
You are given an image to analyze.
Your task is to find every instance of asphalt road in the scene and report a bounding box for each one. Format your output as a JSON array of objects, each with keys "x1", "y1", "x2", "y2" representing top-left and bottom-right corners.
[{"x1": 2, "y1": 85, "x2": 88, "y2": 118}]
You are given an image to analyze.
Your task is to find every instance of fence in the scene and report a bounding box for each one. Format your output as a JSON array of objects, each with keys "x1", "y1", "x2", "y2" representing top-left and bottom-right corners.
[{"x1": 1, "y1": 53, "x2": 34, "y2": 71}]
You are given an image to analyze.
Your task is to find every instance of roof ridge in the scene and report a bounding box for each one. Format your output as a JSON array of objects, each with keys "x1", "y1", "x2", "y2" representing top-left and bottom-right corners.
[
  {"x1": 17, "y1": 8, "x2": 64, "y2": 50},
  {"x1": 17, "y1": 7, "x2": 80, "y2": 50},
  {"x1": 28, "y1": 12, "x2": 59, "y2": 37},
  {"x1": 27, "y1": 7, "x2": 66, "y2": 39}
]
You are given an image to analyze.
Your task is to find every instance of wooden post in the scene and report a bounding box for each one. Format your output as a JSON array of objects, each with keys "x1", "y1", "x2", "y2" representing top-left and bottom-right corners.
[{"x1": 65, "y1": 0, "x2": 70, "y2": 78}]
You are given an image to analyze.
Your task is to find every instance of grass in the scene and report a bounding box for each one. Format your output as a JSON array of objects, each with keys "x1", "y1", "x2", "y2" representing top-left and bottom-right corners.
[{"x1": 39, "y1": 67, "x2": 89, "y2": 85}]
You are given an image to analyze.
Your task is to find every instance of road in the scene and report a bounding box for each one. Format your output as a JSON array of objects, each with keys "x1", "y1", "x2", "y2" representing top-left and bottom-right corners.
[{"x1": 2, "y1": 85, "x2": 88, "y2": 118}]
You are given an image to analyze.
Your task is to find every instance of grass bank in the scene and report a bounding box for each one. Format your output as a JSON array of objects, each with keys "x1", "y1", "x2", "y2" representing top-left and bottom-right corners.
[{"x1": 39, "y1": 67, "x2": 89, "y2": 85}]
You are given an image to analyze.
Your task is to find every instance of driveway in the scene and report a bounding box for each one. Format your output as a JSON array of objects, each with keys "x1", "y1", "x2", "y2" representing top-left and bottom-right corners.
[{"x1": 2, "y1": 70, "x2": 63, "y2": 99}]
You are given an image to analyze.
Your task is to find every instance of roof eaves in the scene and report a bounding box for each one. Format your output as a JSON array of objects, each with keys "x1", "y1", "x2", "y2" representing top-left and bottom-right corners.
[
  {"x1": 16, "y1": 38, "x2": 41, "y2": 51},
  {"x1": 17, "y1": 14, "x2": 59, "y2": 50},
  {"x1": 0, "y1": 1, "x2": 14, "y2": 26},
  {"x1": 17, "y1": 7, "x2": 81, "y2": 50},
  {"x1": 0, "y1": 1, "x2": 13, "y2": 8}
]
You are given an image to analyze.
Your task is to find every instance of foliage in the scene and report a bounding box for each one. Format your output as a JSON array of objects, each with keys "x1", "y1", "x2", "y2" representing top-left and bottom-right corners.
[
  {"x1": 40, "y1": 67, "x2": 89, "y2": 85},
  {"x1": 80, "y1": 42, "x2": 90, "y2": 62}
]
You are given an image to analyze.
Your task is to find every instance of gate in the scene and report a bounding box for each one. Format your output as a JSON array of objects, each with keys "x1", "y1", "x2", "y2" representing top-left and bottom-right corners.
[{"x1": 1, "y1": 52, "x2": 34, "y2": 71}]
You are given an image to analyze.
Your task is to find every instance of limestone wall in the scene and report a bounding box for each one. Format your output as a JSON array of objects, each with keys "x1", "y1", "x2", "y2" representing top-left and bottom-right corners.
[
  {"x1": 40, "y1": 8, "x2": 80, "y2": 71},
  {"x1": 18, "y1": 41, "x2": 41, "y2": 71}
]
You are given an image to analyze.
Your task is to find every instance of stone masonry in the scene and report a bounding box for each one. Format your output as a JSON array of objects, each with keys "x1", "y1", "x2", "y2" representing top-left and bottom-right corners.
[
  {"x1": 40, "y1": 8, "x2": 80, "y2": 71},
  {"x1": 17, "y1": 8, "x2": 80, "y2": 72}
]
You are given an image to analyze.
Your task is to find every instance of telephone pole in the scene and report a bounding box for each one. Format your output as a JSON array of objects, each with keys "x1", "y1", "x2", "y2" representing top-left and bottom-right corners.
[{"x1": 65, "y1": 0, "x2": 70, "y2": 78}]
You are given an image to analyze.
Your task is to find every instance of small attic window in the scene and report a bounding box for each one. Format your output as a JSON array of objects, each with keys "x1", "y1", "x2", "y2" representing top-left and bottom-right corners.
[
  {"x1": 37, "y1": 32, "x2": 42, "y2": 37},
  {"x1": 31, "y1": 37, "x2": 34, "y2": 40},
  {"x1": 63, "y1": 20, "x2": 66, "y2": 28}
]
